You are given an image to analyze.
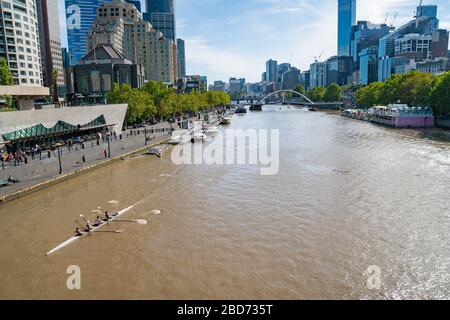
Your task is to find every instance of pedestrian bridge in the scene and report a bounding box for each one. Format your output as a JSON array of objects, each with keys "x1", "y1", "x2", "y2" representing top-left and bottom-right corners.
[{"x1": 259, "y1": 90, "x2": 315, "y2": 104}]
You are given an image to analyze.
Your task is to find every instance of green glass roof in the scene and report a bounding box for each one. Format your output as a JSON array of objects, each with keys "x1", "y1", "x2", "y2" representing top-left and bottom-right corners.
[{"x1": 2, "y1": 115, "x2": 107, "y2": 142}]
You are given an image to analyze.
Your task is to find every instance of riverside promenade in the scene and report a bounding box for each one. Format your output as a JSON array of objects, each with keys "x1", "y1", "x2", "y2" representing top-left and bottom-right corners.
[{"x1": 0, "y1": 121, "x2": 172, "y2": 203}]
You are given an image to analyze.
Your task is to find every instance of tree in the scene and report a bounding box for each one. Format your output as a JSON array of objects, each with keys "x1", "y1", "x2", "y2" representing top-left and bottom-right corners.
[
  {"x1": 294, "y1": 85, "x2": 306, "y2": 96},
  {"x1": 355, "y1": 82, "x2": 384, "y2": 108},
  {"x1": 106, "y1": 80, "x2": 231, "y2": 124},
  {"x1": 306, "y1": 86, "x2": 326, "y2": 102},
  {"x1": 323, "y1": 83, "x2": 342, "y2": 102},
  {"x1": 52, "y1": 69, "x2": 60, "y2": 103},
  {"x1": 430, "y1": 71, "x2": 450, "y2": 116},
  {"x1": 0, "y1": 58, "x2": 14, "y2": 86}
]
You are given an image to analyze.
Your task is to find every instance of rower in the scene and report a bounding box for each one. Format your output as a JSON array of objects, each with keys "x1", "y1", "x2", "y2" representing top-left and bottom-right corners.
[
  {"x1": 104, "y1": 211, "x2": 110, "y2": 221},
  {"x1": 75, "y1": 228, "x2": 83, "y2": 237},
  {"x1": 85, "y1": 221, "x2": 93, "y2": 233},
  {"x1": 94, "y1": 216, "x2": 102, "y2": 227}
]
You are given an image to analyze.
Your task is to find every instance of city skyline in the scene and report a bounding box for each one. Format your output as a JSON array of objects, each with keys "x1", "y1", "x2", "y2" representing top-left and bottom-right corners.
[{"x1": 58, "y1": 0, "x2": 450, "y2": 83}]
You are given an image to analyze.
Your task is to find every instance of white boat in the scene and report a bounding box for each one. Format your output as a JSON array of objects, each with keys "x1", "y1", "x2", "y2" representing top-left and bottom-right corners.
[
  {"x1": 169, "y1": 134, "x2": 190, "y2": 145},
  {"x1": 220, "y1": 117, "x2": 232, "y2": 125},
  {"x1": 191, "y1": 132, "x2": 207, "y2": 143},
  {"x1": 205, "y1": 126, "x2": 220, "y2": 135},
  {"x1": 46, "y1": 204, "x2": 136, "y2": 255}
]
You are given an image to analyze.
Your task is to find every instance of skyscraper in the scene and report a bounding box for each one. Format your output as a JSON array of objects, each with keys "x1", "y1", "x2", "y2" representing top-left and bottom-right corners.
[
  {"x1": 144, "y1": 0, "x2": 176, "y2": 41},
  {"x1": 0, "y1": 0, "x2": 43, "y2": 86},
  {"x1": 177, "y1": 38, "x2": 186, "y2": 79},
  {"x1": 266, "y1": 59, "x2": 278, "y2": 83},
  {"x1": 37, "y1": 0, "x2": 65, "y2": 94},
  {"x1": 338, "y1": 0, "x2": 356, "y2": 56},
  {"x1": 65, "y1": 0, "x2": 112, "y2": 66}
]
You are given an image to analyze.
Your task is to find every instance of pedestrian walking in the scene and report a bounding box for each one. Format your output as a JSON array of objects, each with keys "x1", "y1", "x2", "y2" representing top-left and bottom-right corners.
[{"x1": 103, "y1": 149, "x2": 107, "y2": 159}]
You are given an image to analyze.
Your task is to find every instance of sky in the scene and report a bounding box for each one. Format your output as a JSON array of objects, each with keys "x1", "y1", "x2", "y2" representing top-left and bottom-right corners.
[{"x1": 59, "y1": 0, "x2": 450, "y2": 83}]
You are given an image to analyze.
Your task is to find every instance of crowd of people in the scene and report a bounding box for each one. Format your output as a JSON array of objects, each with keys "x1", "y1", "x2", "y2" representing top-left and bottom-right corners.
[{"x1": 1, "y1": 149, "x2": 28, "y2": 166}]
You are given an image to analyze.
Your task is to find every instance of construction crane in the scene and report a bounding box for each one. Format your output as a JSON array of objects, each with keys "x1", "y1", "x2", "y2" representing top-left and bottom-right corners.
[
  {"x1": 414, "y1": 0, "x2": 423, "y2": 29},
  {"x1": 390, "y1": 12, "x2": 398, "y2": 27},
  {"x1": 314, "y1": 50, "x2": 324, "y2": 63},
  {"x1": 414, "y1": 0, "x2": 423, "y2": 18}
]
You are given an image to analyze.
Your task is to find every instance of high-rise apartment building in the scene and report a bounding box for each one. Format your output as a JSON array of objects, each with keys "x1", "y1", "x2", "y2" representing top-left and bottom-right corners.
[
  {"x1": 338, "y1": 0, "x2": 356, "y2": 56},
  {"x1": 0, "y1": 0, "x2": 43, "y2": 86},
  {"x1": 87, "y1": 0, "x2": 178, "y2": 83},
  {"x1": 309, "y1": 61, "x2": 327, "y2": 89},
  {"x1": 144, "y1": 0, "x2": 176, "y2": 41},
  {"x1": 177, "y1": 38, "x2": 186, "y2": 79},
  {"x1": 36, "y1": 0, "x2": 65, "y2": 94},
  {"x1": 65, "y1": 0, "x2": 112, "y2": 66}
]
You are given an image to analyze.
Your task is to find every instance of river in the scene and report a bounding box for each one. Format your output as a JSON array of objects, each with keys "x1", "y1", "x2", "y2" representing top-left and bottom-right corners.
[{"x1": 0, "y1": 105, "x2": 449, "y2": 299}]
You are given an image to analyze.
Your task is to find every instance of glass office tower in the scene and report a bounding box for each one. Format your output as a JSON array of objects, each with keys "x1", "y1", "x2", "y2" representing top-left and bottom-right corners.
[
  {"x1": 65, "y1": 0, "x2": 112, "y2": 66},
  {"x1": 338, "y1": 0, "x2": 356, "y2": 56},
  {"x1": 144, "y1": 0, "x2": 176, "y2": 41}
]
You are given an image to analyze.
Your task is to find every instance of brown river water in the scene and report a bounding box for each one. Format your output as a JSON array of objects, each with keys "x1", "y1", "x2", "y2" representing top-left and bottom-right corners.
[{"x1": 0, "y1": 105, "x2": 449, "y2": 300}]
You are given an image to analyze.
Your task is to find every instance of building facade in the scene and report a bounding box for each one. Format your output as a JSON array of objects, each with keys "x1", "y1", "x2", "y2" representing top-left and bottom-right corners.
[
  {"x1": 359, "y1": 47, "x2": 378, "y2": 85},
  {"x1": 338, "y1": 0, "x2": 356, "y2": 56},
  {"x1": 327, "y1": 55, "x2": 352, "y2": 86},
  {"x1": 309, "y1": 61, "x2": 327, "y2": 88},
  {"x1": 282, "y1": 69, "x2": 300, "y2": 90},
  {"x1": 36, "y1": 0, "x2": 65, "y2": 95},
  {"x1": 0, "y1": 0, "x2": 43, "y2": 86},
  {"x1": 87, "y1": 0, "x2": 178, "y2": 83},
  {"x1": 66, "y1": 45, "x2": 145, "y2": 96},
  {"x1": 350, "y1": 21, "x2": 393, "y2": 80},
  {"x1": 65, "y1": 0, "x2": 112, "y2": 66},
  {"x1": 377, "y1": 14, "x2": 441, "y2": 81},
  {"x1": 177, "y1": 38, "x2": 186, "y2": 79},
  {"x1": 300, "y1": 71, "x2": 310, "y2": 91},
  {"x1": 229, "y1": 77, "x2": 245, "y2": 95},
  {"x1": 416, "y1": 57, "x2": 449, "y2": 75},
  {"x1": 266, "y1": 59, "x2": 278, "y2": 84},
  {"x1": 143, "y1": 0, "x2": 176, "y2": 41}
]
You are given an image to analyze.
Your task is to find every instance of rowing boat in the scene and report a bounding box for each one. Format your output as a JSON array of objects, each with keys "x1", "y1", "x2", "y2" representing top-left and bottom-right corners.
[{"x1": 46, "y1": 204, "x2": 135, "y2": 255}]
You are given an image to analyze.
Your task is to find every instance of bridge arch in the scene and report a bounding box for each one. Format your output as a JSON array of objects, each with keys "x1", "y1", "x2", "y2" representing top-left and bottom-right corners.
[{"x1": 259, "y1": 90, "x2": 314, "y2": 104}]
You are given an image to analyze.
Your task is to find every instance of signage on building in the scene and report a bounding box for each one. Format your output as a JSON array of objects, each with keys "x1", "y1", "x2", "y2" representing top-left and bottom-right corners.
[{"x1": 83, "y1": 59, "x2": 112, "y2": 65}]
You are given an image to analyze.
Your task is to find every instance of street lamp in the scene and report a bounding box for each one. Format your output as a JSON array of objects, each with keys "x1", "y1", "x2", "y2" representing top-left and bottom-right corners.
[
  {"x1": 57, "y1": 148, "x2": 62, "y2": 174},
  {"x1": 107, "y1": 136, "x2": 111, "y2": 158}
]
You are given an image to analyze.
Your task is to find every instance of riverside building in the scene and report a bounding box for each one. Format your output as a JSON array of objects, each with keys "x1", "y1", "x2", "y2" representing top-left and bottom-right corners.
[
  {"x1": 0, "y1": 0, "x2": 43, "y2": 86},
  {"x1": 87, "y1": 0, "x2": 178, "y2": 83}
]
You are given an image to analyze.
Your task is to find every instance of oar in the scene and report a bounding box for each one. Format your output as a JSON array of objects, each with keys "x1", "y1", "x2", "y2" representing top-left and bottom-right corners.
[
  {"x1": 93, "y1": 230, "x2": 124, "y2": 234},
  {"x1": 80, "y1": 214, "x2": 90, "y2": 224},
  {"x1": 113, "y1": 219, "x2": 148, "y2": 225}
]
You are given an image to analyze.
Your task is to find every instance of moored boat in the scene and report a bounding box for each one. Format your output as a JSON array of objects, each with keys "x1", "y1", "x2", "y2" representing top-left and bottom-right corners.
[
  {"x1": 220, "y1": 116, "x2": 232, "y2": 125},
  {"x1": 235, "y1": 106, "x2": 247, "y2": 114},
  {"x1": 368, "y1": 104, "x2": 434, "y2": 128},
  {"x1": 249, "y1": 103, "x2": 263, "y2": 111}
]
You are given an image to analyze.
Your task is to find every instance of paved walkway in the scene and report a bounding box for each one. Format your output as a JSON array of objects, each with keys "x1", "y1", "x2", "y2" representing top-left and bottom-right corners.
[
  {"x1": 0, "y1": 124, "x2": 172, "y2": 197},
  {"x1": 0, "y1": 111, "x2": 222, "y2": 199}
]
